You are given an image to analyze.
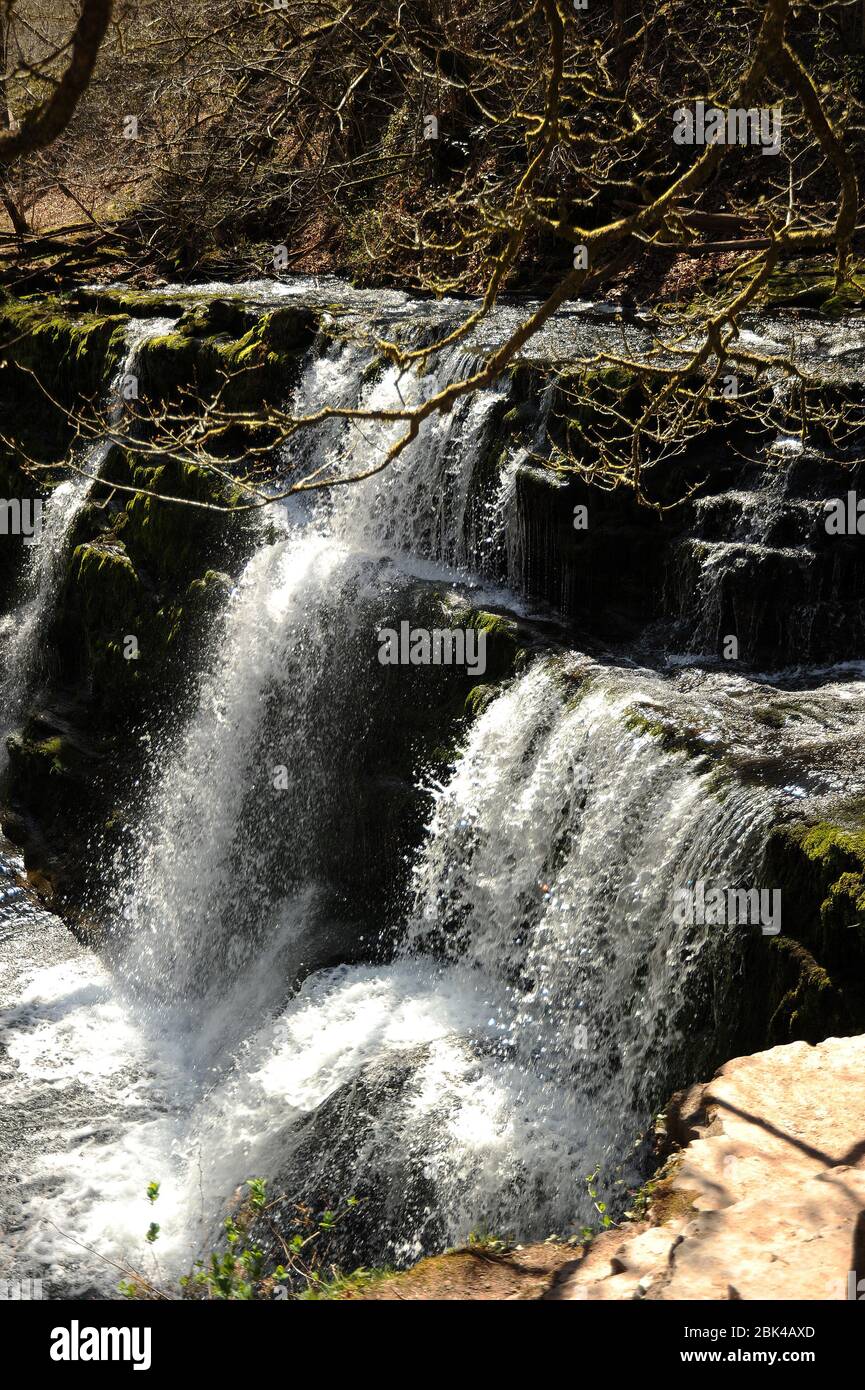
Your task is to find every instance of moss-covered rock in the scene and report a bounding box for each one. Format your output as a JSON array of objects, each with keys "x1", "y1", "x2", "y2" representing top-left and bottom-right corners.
[
  {"x1": 116, "y1": 455, "x2": 248, "y2": 590},
  {"x1": 764, "y1": 935, "x2": 841, "y2": 1044},
  {"x1": 0, "y1": 297, "x2": 130, "y2": 600},
  {"x1": 756, "y1": 819, "x2": 865, "y2": 1043},
  {"x1": 738, "y1": 257, "x2": 865, "y2": 313},
  {"x1": 136, "y1": 303, "x2": 318, "y2": 414},
  {"x1": 1, "y1": 712, "x2": 106, "y2": 916},
  {"x1": 65, "y1": 286, "x2": 193, "y2": 320},
  {"x1": 623, "y1": 705, "x2": 721, "y2": 764},
  {"x1": 58, "y1": 448, "x2": 252, "y2": 712},
  {"x1": 767, "y1": 820, "x2": 865, "y2": 953},
  {"x1": 450, "y1": 606, "x2": 520, "y2": 683},
  {"x1": 0, "y1": 293, "x2": 128, "y2": 409}
]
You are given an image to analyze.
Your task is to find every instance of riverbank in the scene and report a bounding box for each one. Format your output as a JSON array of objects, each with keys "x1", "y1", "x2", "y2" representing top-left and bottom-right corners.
[{"x1": 346, "y1": 1032, "x2": 865, "y2": 1300}]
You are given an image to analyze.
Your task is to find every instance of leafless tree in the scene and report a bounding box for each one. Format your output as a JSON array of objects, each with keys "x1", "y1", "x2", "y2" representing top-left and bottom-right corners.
[{"x1": 4, "y1": 0, "x2": 863, "y2": 512}]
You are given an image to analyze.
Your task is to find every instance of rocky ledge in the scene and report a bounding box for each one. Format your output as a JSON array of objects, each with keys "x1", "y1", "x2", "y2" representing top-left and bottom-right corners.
[{"x1": 353, "y1": 1033, "x2": 865, "y2": 1300}]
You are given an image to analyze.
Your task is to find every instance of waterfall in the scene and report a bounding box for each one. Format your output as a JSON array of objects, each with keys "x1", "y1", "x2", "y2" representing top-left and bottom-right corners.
[
  {"x1": 225, "y1": 660, "x2": 775, "y2": 1264},
  {"x1": 85, "y1": 324, "x2": 778, "y2": 1273},
  {"x1": 663, "y1": 449, "x2": 863, "y2": 665},
  {"x1": 407, "y1": 661, "x2": 772, "y2": 1146},
  {"x1": 0, "y1": 328, "x2": 526, "y2": 1291},
  {"x1": 0, "y1": 288, "x2": 836, "y2": 1294},
  {"x1": 113, "y1": 337, "x2": 511, "y2": 1013},
  {"x1": 0, "y1": 318, "x2": 178, "y2": 731}
]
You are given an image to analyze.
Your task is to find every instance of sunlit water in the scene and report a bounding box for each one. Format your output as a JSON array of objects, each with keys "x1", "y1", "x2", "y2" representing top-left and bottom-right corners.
[{"x1": 1, "y1": 287, "x2": 864, "y2": 1296}]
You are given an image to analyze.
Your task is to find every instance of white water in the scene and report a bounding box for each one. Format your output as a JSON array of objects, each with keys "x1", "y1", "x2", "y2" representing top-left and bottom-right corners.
[
  {"x1": 0, "y1": 314, "x2": 810, "y2": 1295},
  {"x1": 0, "y1": 653, "x2": 775, "y2": 1291}
]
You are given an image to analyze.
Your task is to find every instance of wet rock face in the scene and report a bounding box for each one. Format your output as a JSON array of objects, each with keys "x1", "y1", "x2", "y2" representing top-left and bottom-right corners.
[
  {"x1": 246, "y1": 1047, "x2": 445, "y2": 1274},
  {"x1": 488, "y1": 339, "x2": 865, "y2": 667},
  {"x1": 513, "y1": 464, "x2": 675, "y2": 643},
  {"x1": 509, "y1": 446, "x2": 865, "y2": 667},
  {"x1": 760, "y1": 821, "x2": 865, "y2": 1043},
  {"x1": 662, "y1": 451, "x2": 865, "y2": 666}
]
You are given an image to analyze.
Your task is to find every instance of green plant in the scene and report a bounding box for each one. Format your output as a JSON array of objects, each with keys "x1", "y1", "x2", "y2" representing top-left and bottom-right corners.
[
  {"x1": 296, "y1": 1266, "x2": 394, "y2": 1301},
  {"x1": 119, "y1": 1179, "x2": 368, "y2": 1300},
  {"x1": 466, "y1": 1226, "x2": 513, "y2": 1254},
  {"x1": 586, "y1": 1167, "x2": 614, "y2": 1231},
  {"x1": 624, "y1": 1180, "x2": 656, "y2": 1222}
]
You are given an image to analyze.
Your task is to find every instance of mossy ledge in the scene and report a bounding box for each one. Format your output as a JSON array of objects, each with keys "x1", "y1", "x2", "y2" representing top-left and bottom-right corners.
[
  {"x1": 0, "y1": 293, "x2": 130, "y2": 469},
  {"x1": 0, "y1": 446, "x2": 251, "y2": 917},
  {"x1": 135, "y1": 301, "x2": 319, "y2": 419},
  {"x1": 756, "y1": 819, "x2": 865, "y2": 1044},
  {"x1": 0, "y1": 293, "x2": 128, "y2": 404}
]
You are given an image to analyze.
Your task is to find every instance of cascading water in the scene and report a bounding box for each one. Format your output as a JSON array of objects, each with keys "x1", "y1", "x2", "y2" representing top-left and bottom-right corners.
[
  {"x1": 0, "y1": 317, "x2": 177, "y2": 731},
  {"x1": 114, "y1": 339, "x2": 508, "y2": 1005},
  {"x1": 2, "y1": 285, "x2": 861, "y2": 1295},
  {"x1": 662, "y1": 429, "x2": 865, "y2": 665},
  {"x1": 0, "y1": 327, "x2": 525, "y2": 1291}
]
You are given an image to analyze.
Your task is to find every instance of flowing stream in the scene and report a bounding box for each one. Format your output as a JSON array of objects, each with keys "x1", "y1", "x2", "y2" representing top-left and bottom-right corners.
[{"x1": 1, "y1": 283, "x2": 864, "y2": 1296}]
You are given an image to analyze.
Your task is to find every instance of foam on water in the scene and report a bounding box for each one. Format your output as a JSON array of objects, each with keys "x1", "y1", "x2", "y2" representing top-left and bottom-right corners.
[{"x1": 0, "y1": 301, "x2": 830, "y2": 1293}]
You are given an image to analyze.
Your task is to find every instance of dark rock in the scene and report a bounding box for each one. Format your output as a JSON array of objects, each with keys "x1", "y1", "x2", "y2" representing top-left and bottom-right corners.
[{"x1": 247, "y1": 1047, "x2": 446, "y2": 1273}]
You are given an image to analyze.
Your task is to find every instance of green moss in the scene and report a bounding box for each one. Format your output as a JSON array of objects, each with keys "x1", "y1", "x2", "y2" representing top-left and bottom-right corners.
[
  {"x1": 822, "y1": 283, "x2": 865, "y2": 318},
  {"x1": 0, "y1": 294, "x2": 129, "y2": 484},
  {"x1": 66, "y1": 536, "x2": 236, "y2": 716},
  {"x1": 134, "y1": 302, "x2": 318, "y2": 419},
  {"x1": 69, "y1": 541, "x2": 142, "y2": 700},
  {"x1": 135, "y1": 329, "x2": 205, "y2": 397},
  {"x1": 4, "y1": 726, "x2": 94, "y2": 804},
  {"x1": 49, "y1": 446, "x2": 251, "y2": 723},
  {"x1": 72, "y1": 540, "x2": 139, "y2": 616},
  {"x1": 623, "y1": 706, "x2": 716, "y2": 763},
  {"x1": 735, "y1": 257, "x2": 865, "y2": 312},
  {"x1": 464, "y1": 684, "x2": 497, "y2": 717},
  {"x1": 28, "y1": 736, "x2": 65, "y2": 775},
  {"x1": 0, "y1": 293, "x2": 128, "y2": 404},
  {"x1": 66, "y1": 287, "x2": 193, "y2": 319},
  {"x1": 798, "y1": 820, "x2": 865, "y2": 866},
  {"x1": 792, "y1": 821, "x2": 865, "y2": 930},
  {"x1": 553, "y1": 364, "x2": 646, "y2": 439},
  {"x1": 216, "y1": 305, "x2": 318, "y2": 405},
  {"x1": 765, "y1": 936, "x2": 839, "y2": 1045},
  {"x1": 449, "y1": 606, "x2": 519, "y2": 682},
  {"x1": 117, "y1": 456, "x2": 246, "y2": 590},
  {"x1": 760, "y1": 819, "x2": 865, "y2": 1043}
]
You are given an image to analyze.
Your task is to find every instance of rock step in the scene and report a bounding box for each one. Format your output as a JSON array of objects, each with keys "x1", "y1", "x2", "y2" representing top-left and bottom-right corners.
[{"x1": 547, "y1": 1033, "x2": 865, "y2": 1301}]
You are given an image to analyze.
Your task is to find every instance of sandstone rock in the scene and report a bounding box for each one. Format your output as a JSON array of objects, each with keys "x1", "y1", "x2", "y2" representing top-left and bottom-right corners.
[{"x1": 550, "y1": 1034, "x2": 865, "y2": 1301}]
